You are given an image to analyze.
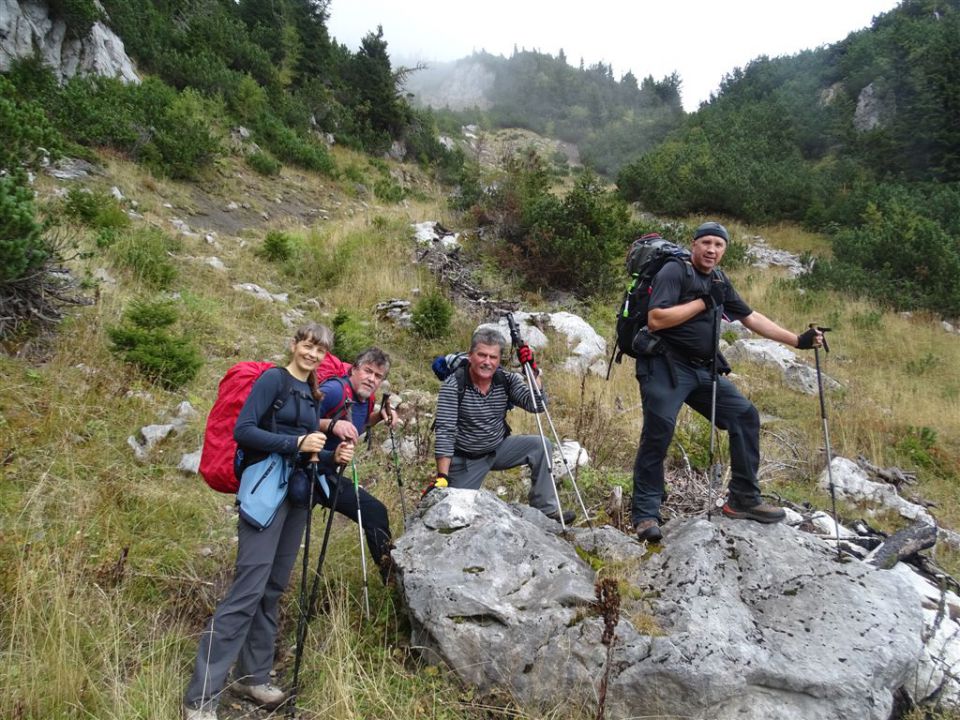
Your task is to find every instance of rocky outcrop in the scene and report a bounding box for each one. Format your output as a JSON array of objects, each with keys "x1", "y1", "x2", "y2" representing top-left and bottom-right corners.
[
  {"x1": 854, "y1": 81, "x2": 894, "y2": 132},
  {"x1": 393, "y1": 489, "x2": 929, "y2": 720},
  {"x1": 821, "y1": 456, "x2": 935, "y2": 526},
  {"x1": 725, "y1": 338, "x2": 841, "y2": 395},
  {"x1": 403, "y1": 58, "x2": 494, "y2": 111},
  {"x1": 0, "y1": 0, "x2": 139, "y2": 83},
  {"x1": 502, "y1": 311, "x2": 607, "y2": 376},
  {"x1": 746, "y1": 236, "x2": 808, "y2": 276}
]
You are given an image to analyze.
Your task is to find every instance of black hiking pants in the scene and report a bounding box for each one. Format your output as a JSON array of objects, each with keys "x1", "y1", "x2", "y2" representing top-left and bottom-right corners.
[
  {"x1": 314, "y1": 471, "x2": 392, "y2": 571},
  {"x1": 631, "y1": 353, "x2": 762, "y2": 526}
]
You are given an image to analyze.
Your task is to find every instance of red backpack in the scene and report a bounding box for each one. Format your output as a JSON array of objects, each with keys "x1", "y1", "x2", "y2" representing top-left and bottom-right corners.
[
  {"x1": 199, "y1": 353, "x2": 363, "y2": 493},
  {"x1": 199, "y1": 362, "x2": 288, "y2": 493}
]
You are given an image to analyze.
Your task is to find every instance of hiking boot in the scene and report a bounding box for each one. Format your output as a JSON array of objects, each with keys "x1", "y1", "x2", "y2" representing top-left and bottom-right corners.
[
  {"x1": 722, "y1": 499, "x2": 786, "y2": 524},
  {"x1": 231, "y1": 682, "x2": 288, "y2": 708},
  {"x1": 635, "y1": 519, "x2": 663, "y2": 543},
  {"x1": 545, "y1": 509, "x2": 576, "y2": 525},
  {"x1": 183, "y1": 704, "x2": 217, "y2": 720}
]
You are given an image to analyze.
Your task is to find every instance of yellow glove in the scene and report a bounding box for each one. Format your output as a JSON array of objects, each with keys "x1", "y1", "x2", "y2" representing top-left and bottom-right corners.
[{"x1": 421, "y1": 473, "x2": 448, "y2": 498}]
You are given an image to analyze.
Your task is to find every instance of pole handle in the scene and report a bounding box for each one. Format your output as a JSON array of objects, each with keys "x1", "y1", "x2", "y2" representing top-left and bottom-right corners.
[
  {"x1": 505, "y1": 312, "x2": 523, "y2": 349},
  {"x1": 809, "y1": 323, "x2": 832, "y2": 353}
]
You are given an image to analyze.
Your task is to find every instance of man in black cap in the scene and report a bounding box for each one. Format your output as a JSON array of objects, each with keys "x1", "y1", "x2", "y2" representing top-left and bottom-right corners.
[{"x1": 632, "y1": 221, "x2": 822, "y2": 542}]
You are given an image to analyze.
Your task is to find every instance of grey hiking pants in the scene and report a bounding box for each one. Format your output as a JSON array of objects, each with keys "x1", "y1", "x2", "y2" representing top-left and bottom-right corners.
[
  {"x1": 184, "y1": 498, "x2": 307, "y2": 710},
  {"x1": 447, "y1": 435, "x2": 557, "y2": 513}
]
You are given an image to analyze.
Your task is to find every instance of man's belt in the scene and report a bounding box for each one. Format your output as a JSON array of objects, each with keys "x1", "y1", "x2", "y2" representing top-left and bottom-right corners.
[{"x1": 455, "y1": 447, "x2": 497, "y2": 460}]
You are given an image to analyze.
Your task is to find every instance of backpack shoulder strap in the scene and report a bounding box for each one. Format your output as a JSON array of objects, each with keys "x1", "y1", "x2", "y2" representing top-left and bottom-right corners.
[
  {"x1": 322, "y1": 375, "x2": 350, "y2": 420},
  {"x1": 454, "y1": 364, "x2": 469, "y2": 409},
  {"x1": 261, "y1": 366, "x2": 294, "y2": 431},
  {"x1": 674, "y1": 259, "x2": 701, "y2": 302}
]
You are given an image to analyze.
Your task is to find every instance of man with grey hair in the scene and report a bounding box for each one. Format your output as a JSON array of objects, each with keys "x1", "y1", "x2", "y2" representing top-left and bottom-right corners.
[
  {"x1": 316, "y1": 347, "x2": 398, "y2": 576},
  {"x1": 431, "y1": 326, "x2": 574, "y2": 524}
]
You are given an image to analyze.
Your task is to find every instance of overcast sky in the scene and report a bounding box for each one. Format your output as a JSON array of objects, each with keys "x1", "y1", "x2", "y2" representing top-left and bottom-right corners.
[{"x1": 327, "y1": 0, "x2": 902, "y2": 111}]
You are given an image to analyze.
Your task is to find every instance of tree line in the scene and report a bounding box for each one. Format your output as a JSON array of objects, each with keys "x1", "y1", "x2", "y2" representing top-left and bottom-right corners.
[{"x1": 616, "y1": 0, "x2": 960, "y2": 316}]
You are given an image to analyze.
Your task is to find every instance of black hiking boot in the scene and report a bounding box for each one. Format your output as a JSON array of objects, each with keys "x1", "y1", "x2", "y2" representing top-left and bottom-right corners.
[
  {"x1": 545, "y1": 509, "x2": 576, "y2": 525},
  {"x1": 721, "y1": 499, "x2": 786, "y2": 524},
  {"x1": 635, "y1": 519, "x2": 663, "y2": 543}
]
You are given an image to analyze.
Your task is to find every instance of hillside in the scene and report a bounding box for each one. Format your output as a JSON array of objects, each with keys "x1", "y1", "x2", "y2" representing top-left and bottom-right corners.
[
  {"x1": 404, "y1": 50, "x2": 685, "y2": 176},
  {"x1": 2, "y1": 121, "x2": 960, "y2": 718},
  {"x1": 2, "y1": 1, "x2": 960, "y2": 718}
]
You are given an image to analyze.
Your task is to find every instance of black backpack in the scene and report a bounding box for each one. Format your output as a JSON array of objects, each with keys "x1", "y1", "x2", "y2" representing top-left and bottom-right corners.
[{"x1": 610, "y1": 233, "x2": 692, "y2": 367}]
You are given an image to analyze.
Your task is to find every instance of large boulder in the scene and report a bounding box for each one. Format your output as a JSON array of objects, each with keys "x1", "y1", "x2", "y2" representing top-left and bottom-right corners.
[
  {"x1": 392, "y1": 489, "x2": 596, "y2": 692},
  {"x1": 613, "y1": 519, "x2": 923, "y2": 720},
  {"x1": 393, "y1": 489, "x2": 926, "y2": 719},
  {"x1": 0, "y1": 0, "x2": 139, "y2": 83}
]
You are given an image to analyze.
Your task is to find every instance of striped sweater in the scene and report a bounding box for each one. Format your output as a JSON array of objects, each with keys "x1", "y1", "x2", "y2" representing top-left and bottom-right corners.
[{"x1": 434, "y1": 369, "x2": 546, "y2": 458}]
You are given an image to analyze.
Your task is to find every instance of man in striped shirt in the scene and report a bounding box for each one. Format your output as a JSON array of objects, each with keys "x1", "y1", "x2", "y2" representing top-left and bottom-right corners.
[{"x1": 433, "y1": 326, "x2": 574, "y2": 524}]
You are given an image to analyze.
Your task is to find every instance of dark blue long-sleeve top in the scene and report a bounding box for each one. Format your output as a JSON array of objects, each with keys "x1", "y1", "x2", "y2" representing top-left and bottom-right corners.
[
  {"x1": 316, "y1": 376, "x2": 373, "y2": 474},
  {"x1": 234, "y1": 367, "x2": 333, "y2": 466}
]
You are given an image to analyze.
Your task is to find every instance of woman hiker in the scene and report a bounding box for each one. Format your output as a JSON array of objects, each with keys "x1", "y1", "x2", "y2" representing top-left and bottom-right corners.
[{"x1": 183, "y1": 322, "x2": 353, "y2": 720}]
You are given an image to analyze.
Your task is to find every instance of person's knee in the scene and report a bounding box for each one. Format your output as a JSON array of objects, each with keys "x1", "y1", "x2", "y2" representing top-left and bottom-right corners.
[
  {"x1": 223, "y1": 571, "x2": 272, "y2": 615},
  {"x1": 364, "y1": 498, "x2": 391, "y2": 535},
  {"x1": 738, "y1": 403, "x2": 760, "y2": 431},
  {"x1": 639, "y1": 412, "x2": 676, "y2": 452},
  {"x1": 533, "y1": 437, "x2": 553, "y2": 460}
]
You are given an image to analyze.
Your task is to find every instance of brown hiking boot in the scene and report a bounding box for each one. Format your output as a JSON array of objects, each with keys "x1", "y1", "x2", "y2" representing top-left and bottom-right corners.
[
  {"x1": 635, "y1": 519, "x2": 663, "y2": 542},
  {"x1": 721, "y1": 499, "x2": 786, "y2": 524}
]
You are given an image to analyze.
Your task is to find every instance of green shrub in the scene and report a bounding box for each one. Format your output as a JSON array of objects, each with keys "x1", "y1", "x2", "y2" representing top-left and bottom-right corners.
[
  {"x1": 247, "y1": 150, "x2": 280, "y2": 176},
  {"x1": 332, "y1": 309, "x2": 375, "y2": 363},
  {"x1": 55, "y1": 75, "x2": 142, "y2": 149},
  {"x1": 108, "y1": 299, "x2": 202, "y2": 389},
  {"x1": 48, "y1": 0, "x2": 101, "y2": 38},
  {"x1": 109, "y1": 227, "x2": 179, "y2": 289},
  {"x1": 373, "y1": 177, "x2": 405, "y2": 203},
  {"x1": 893, "y1": 426, "x2": 940, "y2": 471},
  {"x1": 256, "y1": 230, "x2": 294, "y2": 262},
  {"x1": 522, "y1": 171, "x2": 632, "y2": 295},
  {"x1": 62, "y1": 187, "x2": 130, "y2": 230},
  {"x1": 0, "y1": 174, "x2": 47, "y2": 284},
  {"x1": 805, "y1": 195, "x2": 960, "y2": 316},
  {"x1": 254, "y1": 115, "x2": 336, "y2": 176},
  {"x1": 0, "y1": 72, "x2": 63, "y2": 172},
  {"x1": 720, "y1": 238, "x2": 749, "y2": 269},
  {"x1": 227, "y1": 74, "x2": 268, "y2": 122},
  {"x1": 411, "y1": 291, "x2": 453, "y2": 339},
  {"x1": 151, "y1": 89, "x2": 220, "y2": 179}
]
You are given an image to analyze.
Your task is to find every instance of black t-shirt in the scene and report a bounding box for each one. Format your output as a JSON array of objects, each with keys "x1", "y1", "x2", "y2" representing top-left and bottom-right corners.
[{"x1": 649, "y1": 260, "x2": 752, "y2": 361}]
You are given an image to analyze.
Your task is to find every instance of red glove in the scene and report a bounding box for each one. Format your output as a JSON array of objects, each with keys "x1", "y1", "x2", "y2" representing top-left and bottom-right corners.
[{"x1": 517, "y1": 344, "x2": 537, "y2": 373}]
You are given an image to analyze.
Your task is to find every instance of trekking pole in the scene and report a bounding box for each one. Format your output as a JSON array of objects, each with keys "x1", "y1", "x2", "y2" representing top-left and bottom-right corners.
[
  {"x1": 505, "y1": 314, "x2": 593, "y2": 530},
  {"x1": 351, "y1": 457, "x2": 371, "y2": 618},
  {"x1": 305, "y1": 463, "x2": 345, "y2": 623},
  {"x1": 382, "y1": 391, "x2": 409, "y2": 530},
  {"x1": 811, "y1": 324, "x2": 842, "y2": 561},
  {"x1": 288, "y1": 453, "x2": 318, "y2": 718},
  {"x1": 305, "y1": 400, "x2": 352, "y2": 624},
  {"x1": 706, "y1": 305, "x2": 724, "y2": 521}
]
